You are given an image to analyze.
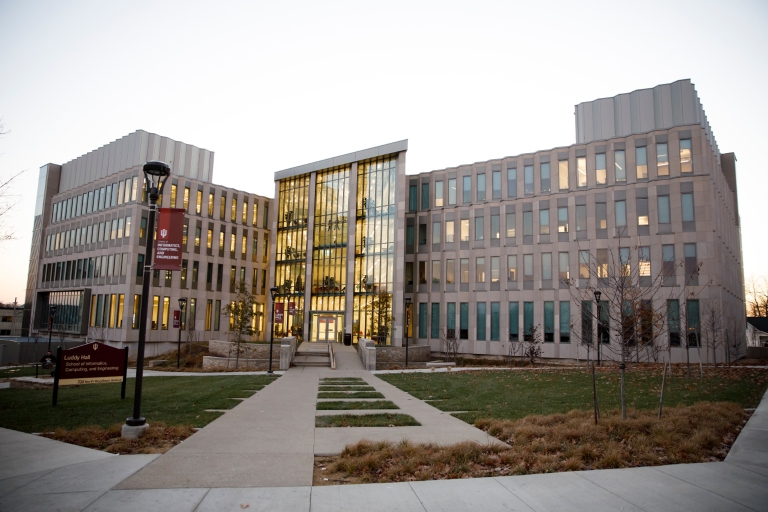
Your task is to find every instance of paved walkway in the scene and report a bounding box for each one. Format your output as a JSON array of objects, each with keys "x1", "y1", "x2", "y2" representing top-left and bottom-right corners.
[{"x1": 0, "y1": 348, "x2": 767, "y2": 511}]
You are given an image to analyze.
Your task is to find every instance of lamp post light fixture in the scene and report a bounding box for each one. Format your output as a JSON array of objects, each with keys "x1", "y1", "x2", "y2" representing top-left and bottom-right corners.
[
  {"x1": 125, "y1": 160, "x2": 171, "y2": 433},
  {"x1": 268, "y1": 287, "x2": 279, "y2": 374},
  {"x1": 176, "y1": 297, "x2": 187, "y2": 369},
  {"x1": 594, "y1": 290, "x2": 602, "y2": 367},
  {"x1": 47, "y1": 304, "x2": 58, "y2": 351},
  {"x1": 404, "y1": 297, "x2": 412, "y2": 367}
]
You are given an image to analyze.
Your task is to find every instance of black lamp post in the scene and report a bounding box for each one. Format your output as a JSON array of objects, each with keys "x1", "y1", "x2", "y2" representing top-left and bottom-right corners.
[
  {"x1": 268, "y1": 287, "x2": 279, "y2": 374},
  {"x1": 126, "y1": 160, "x2": 170, "y2": 429},
  {"x1": 404, "y1": 297, "x2": 412, "y2": 367},
  {"x1": 176, "y1": 297, "x2": 187, "y2": 369},
  {"x1": 594, "y1": 290, "x2": 602, "y2": 366},
  {"x1": 47, "y1": 304, "x2": 58, "y2": 351}
]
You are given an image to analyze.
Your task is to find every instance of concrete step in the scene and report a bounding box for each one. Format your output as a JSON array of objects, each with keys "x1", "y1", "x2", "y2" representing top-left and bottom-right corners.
[{"x1": 293, "y1": 355, "x2": 331, "y2": 367}]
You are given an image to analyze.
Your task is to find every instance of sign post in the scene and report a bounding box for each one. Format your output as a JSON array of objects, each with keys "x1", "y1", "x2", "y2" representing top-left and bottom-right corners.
[{"x1": 53, "y1": 343, "x2": 129, "y2": 406}]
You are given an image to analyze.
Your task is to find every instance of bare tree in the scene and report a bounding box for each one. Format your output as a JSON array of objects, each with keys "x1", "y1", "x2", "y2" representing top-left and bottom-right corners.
[
  {"x1": 702, "y1": 301, "x2": 725, "y2": 368},
  {"x1": 88, "y1": 325, "x2": 108, "y2": 344},
  {"x1": 746, "y1": 276, "x2": 768, "y2": 317},
  {"x1": 222, "y1": 282, "x2": 256, "y2": 369},
  {"x1": 440, "y1": 327, "x2": 461, "y2": 362},
  {"x1": 523, "y1": 324, "x2": 543, "y2": 366},
  {"x1": 0, "y1": 120, "x2": 26, "y2": 243}
]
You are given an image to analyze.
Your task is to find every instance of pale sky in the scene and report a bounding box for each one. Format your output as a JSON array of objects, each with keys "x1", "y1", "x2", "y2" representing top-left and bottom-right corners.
[{"x1": 0, "y1": 0, "x2": 766, "y2": 304}]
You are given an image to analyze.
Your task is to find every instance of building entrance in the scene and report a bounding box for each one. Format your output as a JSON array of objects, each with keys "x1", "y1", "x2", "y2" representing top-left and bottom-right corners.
[{"x1": 311, "y1": 312, "x2": 344, "y2": 343}]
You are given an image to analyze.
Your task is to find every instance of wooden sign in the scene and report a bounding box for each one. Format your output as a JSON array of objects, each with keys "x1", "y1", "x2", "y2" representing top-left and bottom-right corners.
[{"x1": 52, "y1": 343, "x2": 129, "y2": 406}]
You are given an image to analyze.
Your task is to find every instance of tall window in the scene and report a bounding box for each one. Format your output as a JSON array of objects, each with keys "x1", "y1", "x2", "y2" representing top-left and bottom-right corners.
[
  {"x1": 509, "y1": 302, "x2": 519, "y2": 341},
  {"x1": 597, "y1": 249, "x2": 608, "y2": 278},
  {"x1": 419, "y1": 261, "x2": 427, "y2": 284},
  {"x1": 620, "y1": 247, "x2": 630, "y2": 276},
  {"x1": 544, "y1": 301, "x2": 554, "y2": 341},
  {"x1": 668, "y1": 299, "x2": 680, "y2": 346},
  {"x1": 596, "y1": 154, "x2": 606, "y2": 185},
  {"x1": 581, "y1": 301, "x2": 593, "y2": 344},
  {"x1": 540, "y1": 163, "x2": 550, "y2": 193},
  {"x1": 523, "y1": 302, "x2": 534, "y2": 340},
  {"x1": 639, "y1": 246, "x2": 651, "y2": 277},
  {"x1": 615, "y1": 150, "x2": 626, "y2": 182},
  {"x1": 475, "y1": 217, "x2": 484, "y2": 240},
  {"x1": 490, "y1": 215, "x2": 500, "y2": 239},
  {"x1": 448, "y1": 178, "x2": 456, "y2": 205},
  {"x1": 558, "y1": 160, "x2": 569, "y2": 190},
  {"x1": 596, "y1": 203, "x2": 607, "y2": 230},
  {"x1": 542, "y1": 253, "x2": 552, "y2": 281},
  {"x1": 637, "y1": 198, "x2": 649, "y2": 225},
  {"x1": 435, "y1": 182, "x2": 444, "y2": 207},
  {"x1": 559, "y1": 252, "x2": 569, "y2": 280},
  {"x1": 658, "y1": 195, "x2": 671, "y2": 224},
  {"x1": 539, "y1": 209, "x2": 550, "y2": 235},
  {"x1": 686, "y1": 300, "x2": 700, "y2": 346},
  {"x1": 409, "y1": 184, "x2": 417, "y2": 211},
  {"x1": 680, "y1": 139, "x2": 692, "y2": 173},
  {"x1": 559, "y1": 301, "x2": 570, "y2": 342},
  {"x1": 524, "y1": 165, "x2": 534, "y2": 195},
  {"x1": 477, "y1": 173, "x2": 486, "y2": 202},
  {"x1": 196, "y1": 190, "x2": 202, "y2": 214},
  {"x1": 507, "y1": 167, "x2": 517, "y2": 197},
  {"x1": 476, "y1": 257, "x2": 486, "y2": 283},
  {"x1": 491, "y1": 256, "x2": 499, "y2": 283},
  {"x1": 184, "y1": 187, "x2": 190, "y2": 210},
  {"x1": 477, "y1": 302, "x2": 486, "y2": 341},
  {"x1": 492, "y1": 171, "x2": 501, "y2": 199},
  {"x1": 490, "y1": 302, "x2": 500, "y2": 341},
  {"x1": 656, "y1": 143, "x2": 669, "y2": 176},
  {"x1": 523, "y1": 254, "x2": 533, "y2": 282},
  {"x1": 684, "y1": 243, "x2": 698, "y2": 281},
  {"x1": 579, "y1": 250, "x2": 590, "y2": 279},
  {"x1": 446, "y1": 221, "x2": 454, "y2": 243},
  {"x1": 170, "y1": 184, "x2": 178, "y2": 207},
  {"x1": 460, "y1": 303, "x2": 468, "y2": 339},
  {"x1": 558, "y1": 207, "x2": 568, "y2": 233},
  {"x1": 231, "y1": 198, "x2": 237, "y2": 222},
  {"x1": 208, "y1": 192, "x2": 214, "y2": 216},
  {"x1": 432, "y1": 260, "x2": 440, "y2": 283},
  {"x1": 446, "y1": 259, "x2": 455, "y2": 284},
  {"x1": 418, "y1": 303, "x2": 427, "y2": 338},
  {"x1": 462, "y1": 176, "x2": 471, "y2": 203},
  {"x1": 419, "y1": 224, "x2": 427, "y2": 245},
  {"x1": 220, "y1": 196, "x2": 226, "y2": 220},
  {"x1": 447, "y1": 302, "x2": 456, "y2": 337},
  {"x1": 681, "y1": 193, "x2": 694, "y2": 222},
  {"x1": 460, "y1": 258, "x2": 469, "y2": 283},
  {"x1": 151, "y1": 296, "x2": 159, "y2": 330},
  {"x1": 431, "y1": 303, "x2": 440, "y2": 338},
  {"x1": 460, "y1": 219, "x2": 469, "y2": 242},
  {"x1": 662, "y1": 244, "x2": 675, "y2": 278},
  {"x1": 615, "y1": 200, "x2": 627, "y2": 228},
  {"x1": 132, "y1": 294, "x2": 141, "y2": 329},
  {"x1": 421, "y1": 183, "x2": 430, "y2": 209},
  {"x1": 523, "y1": 211, "x2": 533, "y2": 236},
  {"x1": 577, "y1": 157, "x2": 587, "y2": 187},
  {"x1": 506, "y1": 213, "x2": 516, "y2": 238},
  {"x1": 432, "y1": 221, "x2": 441, "y2": 244},
  {"x1": 576, "y1": 205, "x2": 587, "y2": 232},
  {"x1": 507, "y1": 255, "x2": 517, "y2": 281},
  {"x1": 636, "y1": 147, "x2": 648, "y2": 179}
]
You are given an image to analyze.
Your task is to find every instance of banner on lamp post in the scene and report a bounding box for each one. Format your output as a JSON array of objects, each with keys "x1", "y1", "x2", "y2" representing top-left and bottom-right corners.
[
  {"x1": 154, "y1": 208, "x2": 185, "y2": 271},
  {"x1": 274, "y1": 303, "x2": 284, "y2": 324},
  {"x1": 288, "y1": 302, "x2": 295, "y2": 315},
  {"x1": 173, "y1": 310, "x2": 180, "y2": 329}
]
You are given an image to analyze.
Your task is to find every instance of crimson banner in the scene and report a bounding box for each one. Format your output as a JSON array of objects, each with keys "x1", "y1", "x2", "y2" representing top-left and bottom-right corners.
[
  {"x1": 154, "y1": 208, "x2": 185, "y2": 271},
  {"x1": 288, "y1": 302, "x2": 296, "y2": 315},
  {"x1": 173, "y1": 310, "x2": 180, "y2": 329},
  {"x1": 274, "y1": 303, "x2": 284, "y2": 324}
]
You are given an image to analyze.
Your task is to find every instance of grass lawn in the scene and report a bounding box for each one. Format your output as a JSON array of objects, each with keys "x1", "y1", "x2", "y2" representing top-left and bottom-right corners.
[
  {"x1": 318, "y1": 386, "x2": 376, "y2": 392},
  {"x1": 316, "y1": 400, "x2": 399, "y2": 410},
  {"x1": 321, "y1": 378, "x2": 365, "y2": 383},
  {"x1": 318, "y1": 391, "x2": 385, "y2": 399},
  {"x1": 0, "y1": 375, "x2": 278, "y2": 433},
  {"x1": 0, "y1": 366, "x2": 40, "y2": 379},
  {"x1": 380, "y1": 366, "x2": 768, "y2": 423},
  {"x1": 316, "y1": 413, "x2": 420, "y2": 427}
]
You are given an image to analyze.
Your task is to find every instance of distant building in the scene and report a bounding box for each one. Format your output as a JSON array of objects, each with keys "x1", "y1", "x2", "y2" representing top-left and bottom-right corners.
[
  {"x1": 0, "y1": 306, "x2": 23, "y2": 336},
  {"x1": 747, "y1": 318, "x2": 768, "y2": 347}
]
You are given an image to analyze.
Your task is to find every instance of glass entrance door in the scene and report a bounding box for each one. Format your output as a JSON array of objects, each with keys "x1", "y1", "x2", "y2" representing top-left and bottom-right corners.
[{"x1": 311, "y1": 313, "x2": 343, "y2": 342}]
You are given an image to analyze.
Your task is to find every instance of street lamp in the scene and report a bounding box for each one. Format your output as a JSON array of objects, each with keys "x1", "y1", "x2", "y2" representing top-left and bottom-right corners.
[
  {"x1": 404, "y1": 297, "x2": 412, "y2": 367},
  {"x1": 47, "y1": 304, "x2": 58, "y2": 351},
  {"x1": 268, "y1": 287, "x2": 279, "y2": 374},
  {"x1": 126, "y1": 160, "x2": 170, "y2": 432},
  {"x1": 594, "y1": 290, "x2": 602, "y2": 366},
  {"x1": 176, "y1": 297, "x2": 187, "y2": 369}
]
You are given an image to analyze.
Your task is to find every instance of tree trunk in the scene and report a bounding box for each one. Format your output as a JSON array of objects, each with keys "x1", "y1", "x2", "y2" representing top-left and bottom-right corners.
[
  {"x1": 235, "y1": 338, "x2": 241, "y2": 369},
  {"x1": 658, "y1": 361, "x2": 668, "y2": 420},
  {"x1": 686, "y1": 337, "x2": 691, "y2": 378},
  {"x1": 696, "y1": 333, "x2": 703, "y2": 378}
]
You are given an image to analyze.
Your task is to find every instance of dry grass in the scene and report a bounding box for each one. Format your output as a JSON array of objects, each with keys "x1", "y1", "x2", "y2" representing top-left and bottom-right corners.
[
  {"x1": 313, "y1": 402, "x2": 748, "y2": 485},
  {"x1": 40, "y1": 422, "x2": 195, "y2": 454}
]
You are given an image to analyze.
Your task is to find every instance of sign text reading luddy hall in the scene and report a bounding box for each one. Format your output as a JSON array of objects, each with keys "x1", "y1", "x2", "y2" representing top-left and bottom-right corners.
[
  {"x1": 154, "y1": 208, "x2": 185, "y2": 271},
  {"x1": 58, "y1": 343, "x2": 126, "y2": 386}
]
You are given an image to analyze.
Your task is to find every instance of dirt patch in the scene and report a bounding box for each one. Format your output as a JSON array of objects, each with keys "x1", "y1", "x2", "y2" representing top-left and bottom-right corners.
[
  {"x1": 313, "y1": 402, "x2": 750, "y2": 485},
  {"x1": 39, "y1": 423, "x2": 195, "y2": 454}
]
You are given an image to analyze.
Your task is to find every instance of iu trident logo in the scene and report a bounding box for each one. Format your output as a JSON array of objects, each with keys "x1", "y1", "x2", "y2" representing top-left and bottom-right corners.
[{"x1": 160, "y1": 228, "x2": 168, "y2": 238}]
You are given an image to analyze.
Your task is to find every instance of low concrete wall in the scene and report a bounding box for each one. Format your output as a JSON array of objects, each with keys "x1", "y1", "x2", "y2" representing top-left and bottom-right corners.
[
  {"x1": 209, "y1": 339, "x2": 279, "y2": 360},
  {"x1": 280, "y1": 336, "x2": 297, "y2": 370},
  {"x1": 202, "y1": 356, "x2": 271, "y2": 371},
  {"x1": 376, "y1": 345, "x2": 431, "y2": 365},
  {"x1": 747, "y1": 347, "x2": 768, "y2": 359},
  {"x1": 357, "y1": 339, "x2": 376, "y2": 371}
]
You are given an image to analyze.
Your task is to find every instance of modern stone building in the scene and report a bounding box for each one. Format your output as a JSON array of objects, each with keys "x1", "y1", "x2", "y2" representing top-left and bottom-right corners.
[{"x1": 24, "y1": 130, "x2": 272, "y2": 354}]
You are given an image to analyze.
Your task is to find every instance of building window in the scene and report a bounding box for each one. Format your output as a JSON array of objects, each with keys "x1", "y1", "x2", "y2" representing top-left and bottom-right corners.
[
  {"x1": 524, "y1": 165, "x2": 534, "y2": 195},
  {"x1": 460, "y1": 219, "x2": 469, "y2": 242},
  {"x1": 460, "y1": 302, "x2": 469, "y2": 339},
  {"x1": 406, "y1": 225, "x2": 414, "y2": 246},
  {"x1": 523, "y1": 254, "x2": 533, "y2": 282},
  {"x1": 208, "y1": 192, "x2": 214, "y2": 217},
  {"x1": 446, "y1": 259, "x2": 455, "y2": 284},
  {"x1": 418, "y1": 303, "x2": 427, "y2": 338},
  {"x1": 681, "y1": 193, "x2": 694, "y2": 222},
  {"x1": 490, "y1": 302, "x2": 500, "y2": 341},
  {"x1": 639, "y1": 246, "x2": 651, "y2": 277},
  {"x1": 559, "y1": 252, "x2": 569, "y2": 280},
  {"x1": 446, "y1": 221, "x2": 454, "y2": 243},
  {"x1": 460, "y1": 258, "x2": 469, "y2": 283},
  {"x1": 405, "y1": 262, "x2": 413, "y2": 285},
  {"x1": 419, "y1": 261, "x2": 427, "y2": 284},
  {"x1": 523, "y1": 211, "x2": 533, "y2": 236},
  {"x1": 421, "y1": 183, "x2": 430, "y2": 210},
  {"x1": 509, "y1": 302, "x2": 519, "y2": 341},
  {"x1": 581, "y1": 300, "x2": 593, "y2": 344},
  {"x1": 680, "y1": 139, "x2": 692, "y2": 173},
  {"x1": 542, "y1": 253, "x2": 552, "y2": 281},
  {"x1": 447, "y1": 302, "x2": 456, "y2": 338},
  {"x1": 491, "y1": 256, "x2": 499, "y2": 283},
  {"x1": 615, "y1": 200, "x2": 627, "y2": 228},
  {"x1": 597, "y1": 249, "x2": 608, "y2": 278},
  {"x1": 220, "y1": 196, "x2": 226, "y2": 220},
  {"x1": 557, "y1": 207, "x2": 568, "y2": 233},
  {"x1": 576, "y1": 205, "x2": 587, "y2": 232},
  {"x1": 432, "y1": 260, "x2": 440, "y2": 284},
  {"x1": 492, "y1": 171, "x2": 501, "y2": 199},
  {"x1": 507, "y1": 167, "x2": 517, "y2": 197},
  {"x1": 686, "y1": 300, "x2": 700, "y2": 346},
  {"x1": 668, "y1": 299, "x2": 680, "y2": 346},
  {"x1": 577, "y1": 157, "x2": 587, "y2": 187},
  {"x1": 538, "y1": 163, "x2": 550, "y2": 193},
  {"x1": 596, "y1": 202, "x2": 607, "y2": 230},
  {"x1": 162, "y1": 297, "x2": 170, "y2": 330},
  {"x1": 196, "y1": 190, "x2": 203, "y2": 214},
  {"x1": 477, "y1": 173, "x2": 486, "y2": 202},
  {"x1": 151, "y1": 296, "x2": 159, "y2": 330},
  {"x1": 183, "y1": 187, "x2": 190, "y2": 211},
  {"x1": 252, "y1": 202, "x2": 258, "y2": 225},
  {"x1": 539, "y1": 209, "x2": 549, "y2": 235},
  {"x1": 556, "y1": 160, "x2": 568, "y2": 191},
  {"x1": 419, "y1": 224, "x2": 427, "y2": 245},
  {"x1": 544, "y1": 301, "x2": 554, "y2": 341},
  {"x1": 636, "y1": 146, "x2": 648, "y2": 179},
  {"x1": 214, "y1": 299, "x2": 221, "y2": 331},
  {"x1": 620, "y1": 247, "x2": 630, "y2": 276},
  {"x1": 435, "y1": 181, "x2": 444, "y2": 207},
  {"x1": 658, "y1": 195, "x2": 671, "y2": 224},
  {"x1": 448, "y1": 178, "x2": 456, "y2": 205},
  {"x1": 615, "y1": 150, "x2": 626, "y2": 182},
  {"x1": 477, "y1": 302, "x2": 486, "y2": 341},
  {"x1": 560, "y1": 301, "x2": 570, "y2": 342},
  {"x1": 206, "y1": 300, "x2": 213, "y2": 331},
  {"x1": 476, "y1": 257, "x2": 486, "y2": 283},
  {"x1": 431, "y1": 303, "x2": 440, "y2": 338},
  {"x1": 409, "y1": 184, "x2": 417, "y2": 211},
  {"x1": 432, "y1": 221, "x2": 441, "y2": 244},
  {"x1": 662, "y1": 244, "x2": 675, "y2": 278},
  {"x1": 491, "y1": 215, "x2": 500, "y2": 239},
  {"x1": 657, "y1": 143, "x2": 669, "y2": 176},
  {"x1": 579, "y1": 250, "x2": 590, "y2": 279},
  {"x1": 507, "y1": 255, "x2": 517, "y2": 281},
  {"x1": 462, "y1": 176, "x2": 471, "y2": 203},
  {"x1": 523, "y1": 302, "x2": 534, "y2": 341},
  {"x1": 637, "y1": 198, "x2": 649, "y2": 225},
  {"x1": 596, "y1": 154, "x2": 606, "y2": 185},
  {"x1": 506, "y1": 213, "x2": 516, "y2": 238},
  {"x1": 684, "y1": 243, "x2": 698, "y2": 281}
]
